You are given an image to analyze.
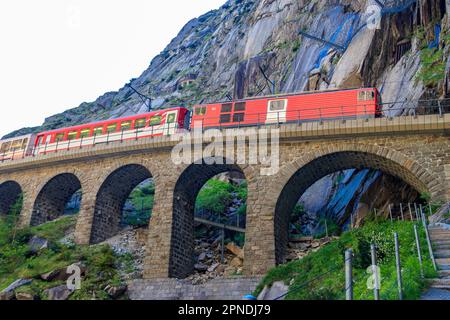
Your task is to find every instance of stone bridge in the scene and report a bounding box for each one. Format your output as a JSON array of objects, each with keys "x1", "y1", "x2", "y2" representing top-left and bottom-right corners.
[{"x1": 0, "y1": 114, "x2": 449, "y2": 279}]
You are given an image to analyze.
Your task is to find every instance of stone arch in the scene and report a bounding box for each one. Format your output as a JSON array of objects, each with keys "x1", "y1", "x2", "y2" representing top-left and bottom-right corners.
[
  {"x1": 31, "y1": 173, "x2": 82, "y2": 226},
  {"x1": 90, "y1": 164, "x2": 152, "y2": 244},
  {"x1": 0, "y1": 181, "x2": 23, "y2": 215},
  {"x1": 169, "y1": 159, "x2": 247, "y2": 279},
  {"x1": 272, "y1": 144, "x2": 442, "y2": 265}
]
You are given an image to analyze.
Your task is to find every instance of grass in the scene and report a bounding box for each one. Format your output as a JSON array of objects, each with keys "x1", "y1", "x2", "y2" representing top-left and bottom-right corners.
[
  {"x1": 254, "y1": 220, "x2": 437, "y2": 300},
  {"x1": 195, "y1": 179, "x2": 247, "y2": 215},
  {"x1": 0, "y1": 204, "x2": 132, "y2": 299}
]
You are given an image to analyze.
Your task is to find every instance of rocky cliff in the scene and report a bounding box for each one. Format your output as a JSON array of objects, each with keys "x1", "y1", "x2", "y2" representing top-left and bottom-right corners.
[{"x1": 5, "y1": 0, "x2": 450, "y2": 230}]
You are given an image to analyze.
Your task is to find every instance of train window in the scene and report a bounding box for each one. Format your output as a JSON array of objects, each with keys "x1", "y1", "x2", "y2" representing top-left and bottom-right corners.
[
  {"x1": 135, "y1": 118, "x2": 146, "y2": 129},
  {"x1": 234, "y1": 102, "x2": 246, "y2": 112},
  {"x1": 11, "y1": 139, "x2": 23, "y2": 151},
  {"x1": 195, "y1": 106, "x2": 207, "y2": 116},
  {"x1": 21, "y1": 138, "x2": 28, "y2": 149},
  {"x1": 107, "y1": 123, "x2": 118, "y2": 133},
  {"x1": 93, "y1": 127, "x2": 104, "y2": 136},
  {"x1": 269, "y1": 100, "x2": 287, "y2": 111},
  {"x1": 358, "y1": 91, "x2": 375, "y2": 101},
  {"x1": 233, "y1": 113, "x2": 245, "y2": 123},
  {"x1": 221, "y1": 103, "x2": 233, "y2": 113},
  {"x1": 80, "y1": 129, "x2": 91, "y2": 139},
  {"x1": 0, "y1": 142, "x2": 10, "y2": 153},
  {"x1": 67, "y1": 131, "x2": 78, "y2": 140},
  {"x1": 220, "y1": 114, "x2": 231, "y2": 123},
  {"x1": 121, "y1": 121, "x2": 132, "y2": 131},
  {"x1": 55, "y1": 133, "x2": 65, "y2": 142},
  {"x1": 167, "y1": 113, "x2": 176, "y2": 124},
  {"x1": 150, "y1": 115, "x2": 162, "y2": 126}
]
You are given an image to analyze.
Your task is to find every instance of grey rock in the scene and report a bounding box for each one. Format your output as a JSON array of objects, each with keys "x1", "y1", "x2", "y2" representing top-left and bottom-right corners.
[
  {"x1": 44, "y1": 285, "x2": 74, "y2": 301},
  {"x1": 105, "y1": 284, "x2": 127, "y2": 299},
  {"x1": 0, "y1": 291, "x2": 14, "y2": 301},
  {"x1": 15, "y1": 292, "x2": 37, "y2": 300},
  {"x1": 28, "y1": 236, "x2": 48, "y2": 253},
  {"x1": 208, "y1": 263, "x2": 220, "y2": 273},
  {"x1": 1, "y1": 279, "x2": 32, "y2": 295},
  {"x1": 198, "y1": 252, "x2": 206, "y2": 262},
  {"x1": 194, "y1": 263, "x2": 208, "y2": 272}
]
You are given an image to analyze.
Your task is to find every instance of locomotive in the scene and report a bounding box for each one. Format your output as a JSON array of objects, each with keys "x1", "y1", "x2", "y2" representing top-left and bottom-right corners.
[{"x1": 0, "y1": 88, "x2": 381, "y2": 161}]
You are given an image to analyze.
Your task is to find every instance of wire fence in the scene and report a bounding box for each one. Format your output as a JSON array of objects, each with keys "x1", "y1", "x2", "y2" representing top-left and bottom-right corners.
[{"x1": 269, "y1": 203, "x2": 440, "y2": 301}]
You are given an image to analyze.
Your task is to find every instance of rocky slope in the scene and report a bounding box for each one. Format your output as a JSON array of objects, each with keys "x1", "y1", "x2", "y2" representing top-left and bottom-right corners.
[{"x1": 4, "y1": 0, "x2": 449, "y2": 230}]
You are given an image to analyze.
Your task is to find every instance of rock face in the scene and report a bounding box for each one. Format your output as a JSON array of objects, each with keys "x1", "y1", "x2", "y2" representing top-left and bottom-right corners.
[
  {"x1": 298, "y1": 169, "x2": 421, "y2": 233},
  {"x1": 5, "y1": 0, "x2": 449, "y2": 139}
]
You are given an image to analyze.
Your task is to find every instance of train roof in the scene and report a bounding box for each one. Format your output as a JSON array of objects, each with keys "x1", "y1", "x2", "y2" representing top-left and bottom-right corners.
[
  {"x1": 193, "y1": 87, "x2": 377, "y2": 106},
  {"x1": 0, "y1": 133, "x2": 35, "y2": 143},
  {"x1": 36, "y1": 107, "x2": 187, "y2": 136}
]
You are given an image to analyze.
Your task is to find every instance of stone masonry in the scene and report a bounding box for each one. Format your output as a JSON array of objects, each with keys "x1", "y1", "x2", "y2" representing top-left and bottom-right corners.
[
  {"x1": 0, "y1": 114, "x2": 448, "y2": 279},
  {"x1": 127, "y1": 277, "x2": 262, "y2": 300}
]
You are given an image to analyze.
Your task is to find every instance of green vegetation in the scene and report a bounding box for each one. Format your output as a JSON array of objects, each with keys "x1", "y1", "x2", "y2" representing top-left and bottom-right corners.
[
  {"x1": 255, "y1": 220, "x2": 437, "y2": 300},
  {"x1": 417, "y1": 47, "x2": 446, "y2": 88},
  {"x1": 0, "y1": 198, "x2": 132, "y2": 299},
  {"x1": 123, "y1": 181, "x2": 154, "y2": 226},
  {"x1": 195, "y1": 179, "x2": 247, "y2": 215},
  {"x1": 415, "y1": 24, "x2": 447, "y2": 88}
]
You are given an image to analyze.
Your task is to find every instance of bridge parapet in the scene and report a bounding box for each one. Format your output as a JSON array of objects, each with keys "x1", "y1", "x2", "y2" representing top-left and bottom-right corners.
[{"x1": 0, "y1": 114, "x2": 448, "y2": 174}]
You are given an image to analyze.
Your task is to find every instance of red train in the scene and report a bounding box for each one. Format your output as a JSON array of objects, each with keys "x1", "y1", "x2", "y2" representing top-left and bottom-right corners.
[
  {"x1": 0, "y1": 88, "x2": 380, "y2": 160},
  {"x1": 191, "y1": 88, "x2": 381, "y2": 129}
]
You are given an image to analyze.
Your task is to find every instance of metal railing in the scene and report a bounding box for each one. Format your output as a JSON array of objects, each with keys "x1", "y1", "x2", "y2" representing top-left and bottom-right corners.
[
  {"x1": 271, "y1": 210, "x2": 436, "y2": 300},
  {"x1": 1, "y1": 98, "x2": 449, "y2": 164}
]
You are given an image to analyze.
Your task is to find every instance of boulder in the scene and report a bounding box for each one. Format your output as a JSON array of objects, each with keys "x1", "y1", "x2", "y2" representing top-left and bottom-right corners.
[
  {"x1": 226, "y1": 243, "x2": 244, "y2": 259},
  {"x1": 198, "y1": 252, "x2": 206, "y2": 262},
  {"x1": 28, "y1": 236, "x2": 48, "y2": 254},
  {"x1": 0, "y1": 291, "x2": 14, "y2": 301},
  {"x1": 230, "y1": 257, "x2": 243, "y2": 268},
  {"x1": 15, "y1": 292, "x2": 37, "y2": 300},
  {"x1": 1, "y1": 279, "x2": 32, "y2": 296},
  {"x1": 194, "y1": 263, "x2": 208, "y2": 272},
  {"x1": 44, "y1": 285, "x2": 74, "y2": 301},
  {"x1": 105, "y1": 285, "x2": 127, "y2": 299},
  {"x1": 207, "y1": 263, "x2": 220, "y2": 273},
  {"x1": 40, "y1": 262, "x2": 86, "y2": 282}
]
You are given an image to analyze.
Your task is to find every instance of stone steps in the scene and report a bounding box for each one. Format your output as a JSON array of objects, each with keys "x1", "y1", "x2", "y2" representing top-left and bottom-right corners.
[
  {"x1": 431, "y1": 236, "x2": 450, "y2": 242},
  {"x1": 436, "y1": 258, "x2": 450, "y2": 266},
  {"x1": 428, "y1": 278, "x2": 450, "y2": 291},
  {"x1": 438, "y1": 270, "x2": 450, "y2": 278},
  {"x1": 434, "y1": 250, "x2": 450, "y2": 258},
  {"x1": 434, "y1": 244, "x2": 450, "y2": 250},
  {"x1": 438, "y1": 264, "x2": 450, "y2": 271}
]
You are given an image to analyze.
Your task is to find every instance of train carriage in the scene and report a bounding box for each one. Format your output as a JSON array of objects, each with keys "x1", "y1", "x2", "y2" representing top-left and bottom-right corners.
[
  {"x1": 0, "y1": 134, "x2": 36, "y2": 161},
  {"x1": 33, "y1": 107, "x2": 189, "y2": 155},
  {"x1": 191, "y1": 88, "x2": 381, "y2": 129}
]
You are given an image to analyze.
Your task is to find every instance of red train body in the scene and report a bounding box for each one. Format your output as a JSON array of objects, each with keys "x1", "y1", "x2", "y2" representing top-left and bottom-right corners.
[
  {"x1": 33, "y1": 107, "x2": 189, "y2": 155},
  {"x1": 0, "y1": 88, "x2": 382, "y2": 160},
  {"x1": 191, "y1": 88, "x2": 381, "y2": 129}
]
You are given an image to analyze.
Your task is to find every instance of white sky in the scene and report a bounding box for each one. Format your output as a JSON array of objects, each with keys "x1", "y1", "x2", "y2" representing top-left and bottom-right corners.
[{"x1": 0, "y1": 0, "x2": 225, "y2": 137}]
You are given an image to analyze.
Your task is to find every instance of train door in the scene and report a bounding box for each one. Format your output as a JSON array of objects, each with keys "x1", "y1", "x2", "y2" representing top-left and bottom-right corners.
[
  {"x1": 266, "y1": 99, "x2": 288, "y2": 124},
  {"x1": 165, "y1": 110, "x2": 178, "y2": 135}
]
